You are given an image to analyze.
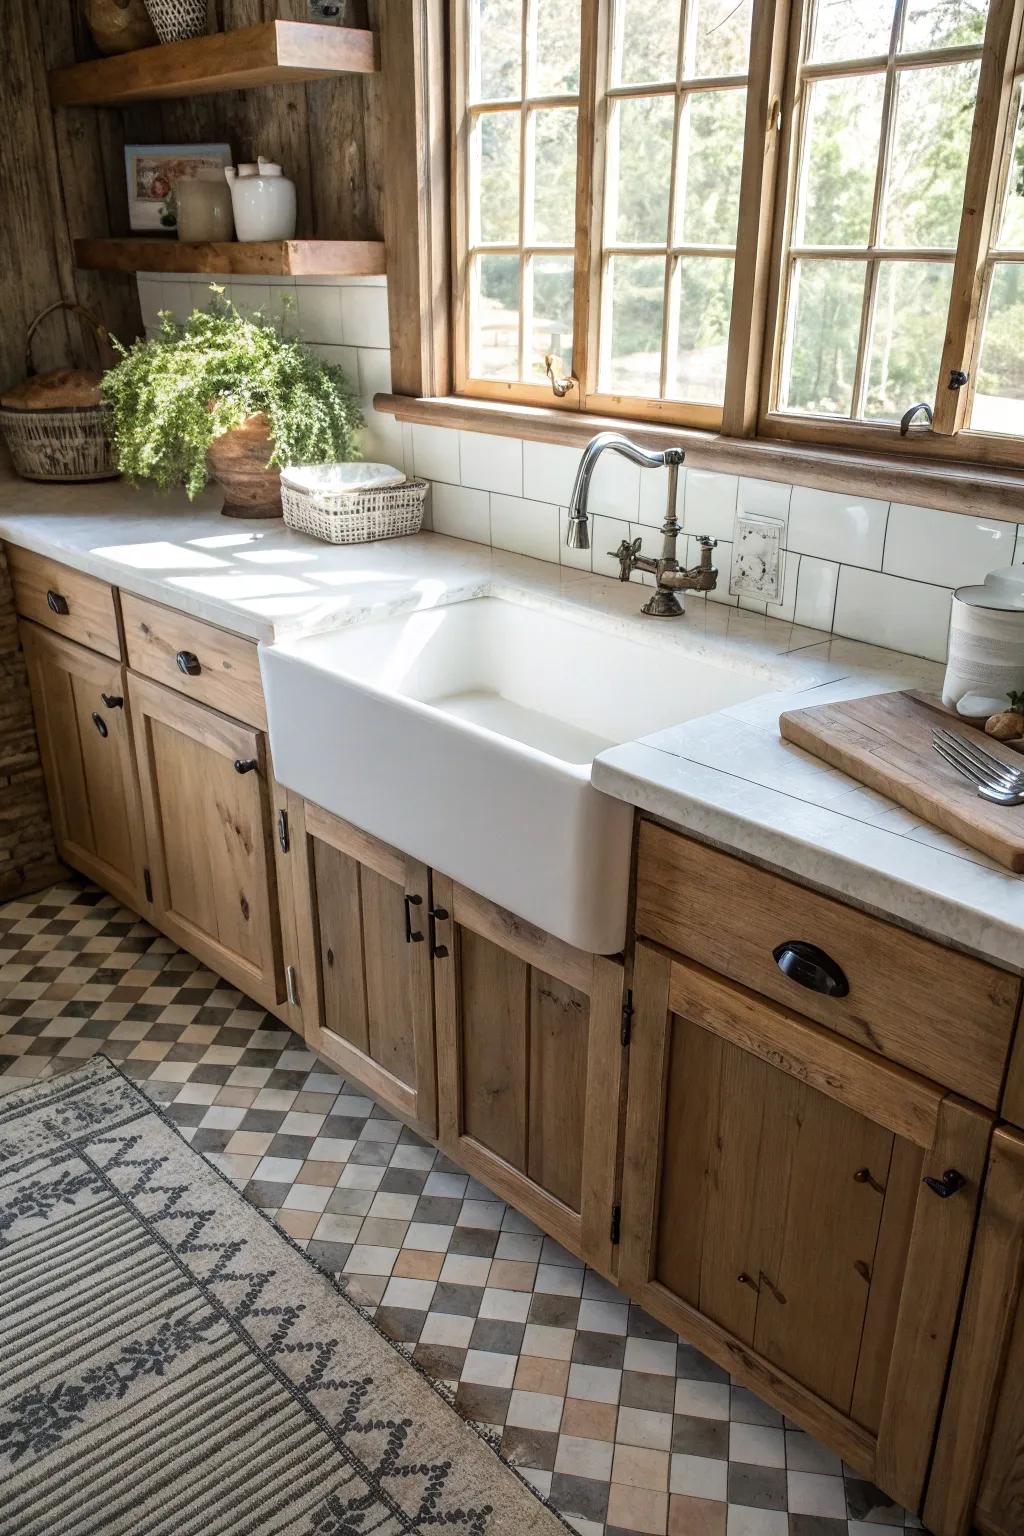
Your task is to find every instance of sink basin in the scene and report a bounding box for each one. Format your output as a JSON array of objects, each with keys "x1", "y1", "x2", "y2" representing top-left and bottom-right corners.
[{"x1": 261, "y1": 595, "x2": 774, "y2": 952}]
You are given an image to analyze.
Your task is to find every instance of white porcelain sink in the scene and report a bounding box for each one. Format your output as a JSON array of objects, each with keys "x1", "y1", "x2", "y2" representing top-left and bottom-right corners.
[{"x1": 262, "y1": 595, "x2": 774, "y2": 952}]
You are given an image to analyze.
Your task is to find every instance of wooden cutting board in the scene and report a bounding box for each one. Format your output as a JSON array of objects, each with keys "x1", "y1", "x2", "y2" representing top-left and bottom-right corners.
[{"x1": 779, "y1": 690, "x2": 1024, "y2": 874}]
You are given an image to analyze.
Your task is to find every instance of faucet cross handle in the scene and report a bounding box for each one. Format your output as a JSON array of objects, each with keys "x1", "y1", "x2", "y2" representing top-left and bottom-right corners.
[{"x1": 611, "y1": 536, "x2": 642, "y2": 582}]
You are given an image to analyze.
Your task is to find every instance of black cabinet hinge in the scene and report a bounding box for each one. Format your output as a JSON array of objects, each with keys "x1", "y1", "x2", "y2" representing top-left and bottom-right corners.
[
  {"x1": 621, "y1": 989, "x2": 633, "y2": 1048},
  {"x1": 277, "y1": 809, "x2": 289, "y2": 853},
  {"x1": 610, "y1": 1204, "x2": 622, "y2": 1246},
  {"x1": 143, "y1": 868, "x2": 153, "y2": 903}
]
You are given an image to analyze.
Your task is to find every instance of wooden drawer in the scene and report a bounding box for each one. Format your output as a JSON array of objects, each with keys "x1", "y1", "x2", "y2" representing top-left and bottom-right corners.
[
  {"x1": 121, "y1": 592, "x2": 266, "y2": 729},
  {"x1": 7, "y1": 546, "x2": 120, "y2": 660},
  {"x1": 635, "y1": 821, "x2": 1021, "y2": 1109}
]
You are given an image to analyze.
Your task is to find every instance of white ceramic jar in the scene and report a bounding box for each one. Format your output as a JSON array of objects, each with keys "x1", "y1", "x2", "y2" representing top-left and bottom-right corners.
[
  {"x1": 224, "y1": 157, "x2": 297, "y2": 242},
  {"x1": 942, "y1": 567, "x2": 1024, "y2": 717},
  {"x1": 176, "y1": 168, "x2": 234, "y2": 242}
]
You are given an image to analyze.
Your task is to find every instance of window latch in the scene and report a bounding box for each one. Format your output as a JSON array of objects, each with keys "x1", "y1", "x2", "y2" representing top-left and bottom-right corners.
[
  {"x1": 544, "y1": 355, "x2": 577, "y2": 399},
  {"x1": 948, "y1": 369, "x2": 969, "y2": 391}
]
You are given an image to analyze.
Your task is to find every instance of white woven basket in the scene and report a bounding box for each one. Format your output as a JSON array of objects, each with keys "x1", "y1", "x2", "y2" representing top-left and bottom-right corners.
[{"x1": 281, "y1": 475, "x2": 428, "y2": 545}]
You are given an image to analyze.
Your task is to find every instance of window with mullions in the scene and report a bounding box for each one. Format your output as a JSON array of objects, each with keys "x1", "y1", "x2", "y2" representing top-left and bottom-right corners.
[{"x1": 774, "y1": 0, "x2": 987, "y2": 425}]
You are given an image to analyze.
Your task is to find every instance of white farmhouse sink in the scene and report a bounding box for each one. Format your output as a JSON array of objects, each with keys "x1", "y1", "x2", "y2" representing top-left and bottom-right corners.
[{"x1": 262, "y1": 595, "x2": 773, "y2": 953}]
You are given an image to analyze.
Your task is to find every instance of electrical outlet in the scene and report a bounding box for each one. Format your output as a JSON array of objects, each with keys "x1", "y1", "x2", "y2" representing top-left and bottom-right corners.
[{"x1": 729, "y1": 513, "x2": 786, "y2": 603}]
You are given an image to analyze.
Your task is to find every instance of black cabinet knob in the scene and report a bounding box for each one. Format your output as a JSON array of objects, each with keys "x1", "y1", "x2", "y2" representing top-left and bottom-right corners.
[
  {"x1": 233, "y1": 758, "x2": 258, "y2": 775},
  {"x1": 100, "y1": 693, "x2": 124, "y2": 709},
  {"x1": 923, "y1": 1169, "x2": 967, "y2": 1199},
  {"x1": 175, "y1": 650, "x2": 201, "y2": 676},
  {"x1": 46, "y1": 590, "x2": 69, "y2": 615},
  {"x1": 91, "y1": 711, "x2": 108, "y2": 738},
  {"x1": 772, "y1": 940, "x2": 849, "y2": 998}
]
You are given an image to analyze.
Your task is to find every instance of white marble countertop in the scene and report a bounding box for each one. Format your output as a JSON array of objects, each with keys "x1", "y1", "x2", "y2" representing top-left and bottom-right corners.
[{"x1": 2, "y1": 470, "x2": 1021, "y2": 970}]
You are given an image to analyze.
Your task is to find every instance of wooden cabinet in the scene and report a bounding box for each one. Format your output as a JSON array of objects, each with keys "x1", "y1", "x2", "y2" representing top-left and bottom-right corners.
[
  {"x1": 7, "y1": 546, "x2": 121, "y2": 660},
  {"x1": 432, "y1": 873, "x2": 626, "y2": 1276},
  {"x1": 20, "y1": 621, "x2": 147, "y2": 912},
  {"x1": 128, "y1": 671, "x2": 284, "y2": 1013},
  {"x1": 925, "y1": 1126, "x2": 1024, "y2": 1536},
  {"x1": 620, "y1": 943, "x2": 992, "y2": 1511},
  {"x1": 289, "y1": 798, "x2": 437, "y2": 1136}
]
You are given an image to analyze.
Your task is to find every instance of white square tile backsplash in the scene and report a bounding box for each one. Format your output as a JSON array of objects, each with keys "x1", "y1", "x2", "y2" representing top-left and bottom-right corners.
[{"x1": 135, "y1": 271, "x2": 1018, "y2": 665}]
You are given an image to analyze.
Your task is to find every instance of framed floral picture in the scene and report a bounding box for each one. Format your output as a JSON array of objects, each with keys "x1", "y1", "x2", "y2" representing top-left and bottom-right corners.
[{"x1": 124, "y1": 143, "x2": 231, "y2": 232}]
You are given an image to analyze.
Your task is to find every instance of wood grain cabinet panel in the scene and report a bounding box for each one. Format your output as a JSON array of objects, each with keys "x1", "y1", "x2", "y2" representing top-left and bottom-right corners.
[
  {"x1": 21, "y1": 621, "x2": 147, "y2": 912},
  {"x1": 7, "y1": 547, "x2": 120, "y2": 660},
  {"x1": 432, "y1": 875, "x2": 626, "y2": 1277},
  {"x1": 635, "y1": 821, "x2": 1021, "y2": 1108},
  {"x1": 620, "y1": 944, "x2": 992, "y2": 1513},
  {"x1": 925, "y1": 1125, "x2": 1024, "y2": 1536},
  {"x1": 121, "y1": 592, "x2": 267, "y2": 728},
  {"x1": 288, "y1": 800, "x2": 437, "y2": 1138},
  {"x1": 128, "y1": 671, "x2": 284, "y2": 1012}
]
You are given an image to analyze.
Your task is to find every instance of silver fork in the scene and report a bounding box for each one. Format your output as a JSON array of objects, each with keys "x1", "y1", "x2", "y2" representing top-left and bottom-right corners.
[{"x1": 932, "y1": 727, "x2": 1024, "y2": 806}]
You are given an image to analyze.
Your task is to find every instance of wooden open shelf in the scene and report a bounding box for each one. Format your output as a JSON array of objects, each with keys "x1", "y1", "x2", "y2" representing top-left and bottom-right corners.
[
  {"x1": 49, "y1": 20, "x2": 378, "y2": 108},
  {"x1": 74, "y1": 237, "x2": 386, "y2": 278}
]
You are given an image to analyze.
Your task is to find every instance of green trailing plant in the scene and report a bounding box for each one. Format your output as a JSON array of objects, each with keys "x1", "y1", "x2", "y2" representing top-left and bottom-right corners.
[{"x1": 101, "y1": 287, "x2": 363, "y2": 498}]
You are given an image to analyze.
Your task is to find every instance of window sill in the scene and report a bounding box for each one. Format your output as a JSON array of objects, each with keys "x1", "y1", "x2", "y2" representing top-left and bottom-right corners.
[{"x1": 374, "y1": 392, "x2": 1024, "y2": 524}]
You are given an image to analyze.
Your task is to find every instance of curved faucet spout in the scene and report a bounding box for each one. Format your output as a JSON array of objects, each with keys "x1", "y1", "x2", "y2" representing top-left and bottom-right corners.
[{"x1": 565, "y1": 433, "x2": 684, "y2": 551}]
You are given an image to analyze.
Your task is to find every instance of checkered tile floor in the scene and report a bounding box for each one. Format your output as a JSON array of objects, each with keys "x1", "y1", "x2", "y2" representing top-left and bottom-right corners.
[{"x1": 0, "y1": 879, "x2": 924, "y2": 1536}]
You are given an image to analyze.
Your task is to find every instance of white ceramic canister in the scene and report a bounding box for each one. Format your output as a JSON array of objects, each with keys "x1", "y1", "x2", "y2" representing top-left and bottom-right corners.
[
  {"x1": 176, "y1": 168, "x2": 234, "y2": 242},
  {"x1": 223, "y1": 157, "x2": 297, "y2": 241},
  {"x1": 942, "y1": 567, "x2": 1024, "y2": 717}
]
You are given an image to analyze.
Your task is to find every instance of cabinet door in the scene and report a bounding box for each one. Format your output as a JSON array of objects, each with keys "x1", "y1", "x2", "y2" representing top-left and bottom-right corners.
[
  {"x1": 925, "y1": 1125, "x2": 1024, "y2": 1536},
  {"x1": 620, "y1": 944, "x2": 991, "y2": 1513},
  {"x1": 128, "y1": 671, "x2": 283, "y2": 1012},
  {"x1": 289, "y1": 798, "x2": 436, "y2": 1136},
  {"x1": 21, "y1": 620, "x2": 147, "y2": 911},
  {"x1": 432, "y1": 874, "x2": 626, "y2": 1277}
]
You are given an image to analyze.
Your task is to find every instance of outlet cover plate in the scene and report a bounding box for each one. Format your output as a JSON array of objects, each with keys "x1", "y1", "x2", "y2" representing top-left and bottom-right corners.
[{"x1": 730, "y1": 513, "x2": 785, "y2": 603}]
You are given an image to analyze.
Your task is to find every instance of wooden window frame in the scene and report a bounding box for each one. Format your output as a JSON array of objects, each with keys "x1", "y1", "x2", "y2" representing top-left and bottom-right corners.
[
  {"x1": 759, "y1": 0, "x2": 1024, "y2": 467},
  {"x1": 420, "y1": 0, "x2": 1024, "y2": 471}
]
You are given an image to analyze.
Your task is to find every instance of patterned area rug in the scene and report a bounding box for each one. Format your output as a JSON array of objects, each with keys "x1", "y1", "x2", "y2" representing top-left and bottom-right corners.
[{"x1": 0, "y1": 1056, "x2": 567, "y2": 1535}]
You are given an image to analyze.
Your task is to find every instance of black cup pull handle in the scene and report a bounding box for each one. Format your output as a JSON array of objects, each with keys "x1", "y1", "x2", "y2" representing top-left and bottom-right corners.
[
  {"x1": 175, "y1": 650, "x2": 201, "y2": 676},
  {"x1": 234, "y1": 758, "x2": 258, "y2": 775},
  {"x1": 923, "y1": 1169, "x2": 967, "y2": 1199},
  {"x1": 46, "y1": 590, "x2": 69, "y2": 615},
  {"x1": 429, "y1": 905, "x2": 450, "y2": 959},
  {"x1": 403, "y1": 893, "x2": 424, "y2": 944},
  {"x1": 772, "y1": 940, "x2": 849, "y2": 998},
  {"x1": 100, "y1": 693, "x2": 124, "y2": 709},
  {"x1": 91, "y1": 711, "x2": 108, "y2": 738}
]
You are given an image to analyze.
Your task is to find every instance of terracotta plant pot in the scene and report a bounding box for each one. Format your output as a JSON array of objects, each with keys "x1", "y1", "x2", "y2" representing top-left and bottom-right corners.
[{"x1": 206, "y1": 412, "x2": 282, "y2": 519}]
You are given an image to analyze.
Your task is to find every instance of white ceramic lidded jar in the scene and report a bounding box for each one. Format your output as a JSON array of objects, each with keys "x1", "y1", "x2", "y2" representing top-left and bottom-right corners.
[
  {"x1": 223, "y1": 157, "x2": 297, "y2": 241},
  {"x1": 176, "y1": 168, "x2": 234, "y2": 242},
  {"x1": 942, "y1": 567, "x2": 1024, "y2": 717}
]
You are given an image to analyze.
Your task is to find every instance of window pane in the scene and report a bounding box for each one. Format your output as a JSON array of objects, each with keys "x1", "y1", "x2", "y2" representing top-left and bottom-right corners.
[
  {"x1": 530, "y1": 107, "x2": 578, "y2": 244},
  {"x1": 527, "y1": 256, "x2": 574, "y2": 378},
  {"x1": 972, "y1": 263, "x2": 1024, "y2": 435},
  {"x1": 795, "y1": 74, "x2": 885, "y2": 246},
  {"x1": 687, "y1": 0, "x2": 752, "y2": 77},
  {"x1": 863, "y1": 260, "x2": 953, "y2": 418},
  {"x1": 530, "y1": 0, "x2": 581, "y2": 95},
  {"x1": 476, "y1": 111, "x2": 520, "y2": 243},
  {"x1": 807, "y1": 0, "x2": 895, "y2": 64},
  {"x1": 471, "y1": 0, "x2": 522, "y2": 101},
  {"x1": 881, "y1": 61, "x2": 979, "y2": 248},
  {"x1": 675, "y1": 257, "x2": 734, "y2": 402},
  {"x1": 998, "y1": 97, "x2": 1024, "y2": 249},
  {"x1": 610, "y1": 96, "x2": 675, "y2": 243},
  {"x1": 472, "y1": 254, "x2": 520, "y2": 377},
  {"x1": 676, "y1": 89, "x2": 745, "y2": 245},
  {"x1": 780, "y1": 260, "x2": 866, "y2": 415},
  {"x1": 613, "y1": 0, "x2": 680, "y2": 85},
  {"x1": 605, "y1": 254, "x2": 666, "y2": 395},
  {"x1": 900, "y1": 0, "x2": 987, "y2": 53}
]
